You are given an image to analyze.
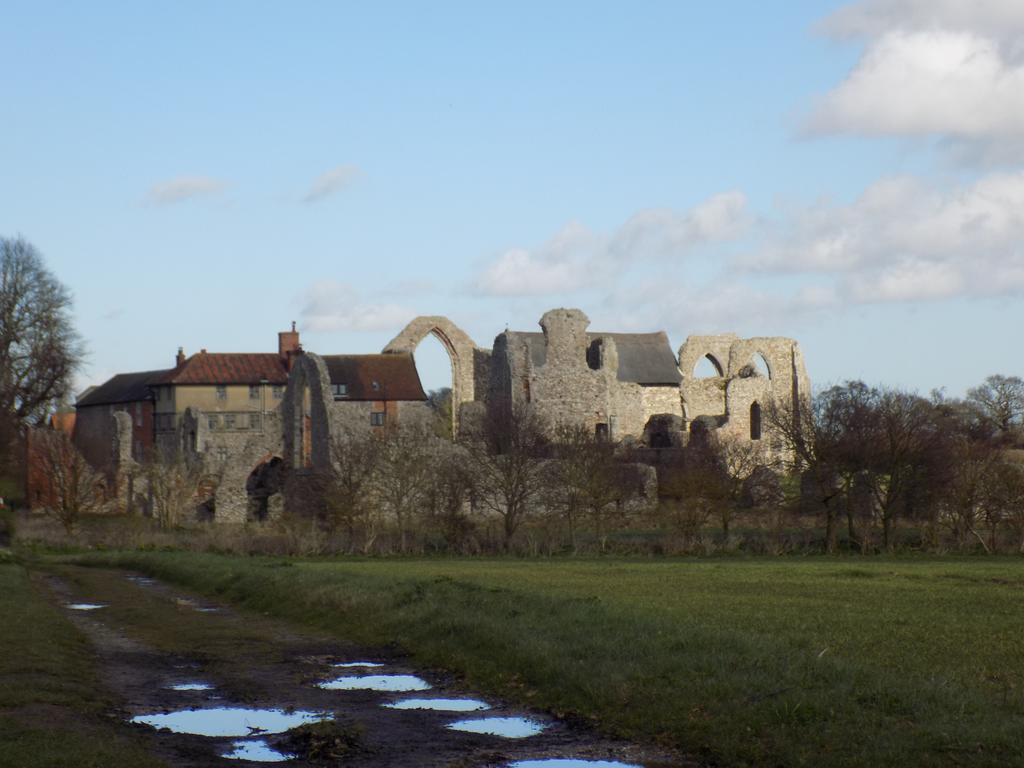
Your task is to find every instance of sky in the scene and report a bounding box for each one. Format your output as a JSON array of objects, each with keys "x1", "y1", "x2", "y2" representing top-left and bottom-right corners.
[{"x1": 2, "y1": 0, "x2": 1023, "y2": 397}]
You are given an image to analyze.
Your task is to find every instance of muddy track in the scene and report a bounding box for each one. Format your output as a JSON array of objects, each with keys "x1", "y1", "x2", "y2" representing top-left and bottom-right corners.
[{"x1": 42, "y1": 566, "x2": 676, "y2": 768}]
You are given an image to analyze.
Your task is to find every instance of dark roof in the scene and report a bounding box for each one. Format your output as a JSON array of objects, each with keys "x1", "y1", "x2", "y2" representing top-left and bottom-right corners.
[
  {"x1": 153, "y1": 353, "x2": 289, "y2": 385},
  {"x1": 76, "y1": 369, "x2": 169, "y2": 408},
  {"x1": 322, "y1": 354, "x2": 427, "y2": 401},
  {"x1": 512, "y1": 331, "x2": 682, "y2": 386}
]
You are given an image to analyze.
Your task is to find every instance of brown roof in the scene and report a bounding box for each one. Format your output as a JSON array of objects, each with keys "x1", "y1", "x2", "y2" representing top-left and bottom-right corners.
[
  {"x1": 322, "y1": 354, "x2": 427, "y2": 401},
  {"x1": 153, "y1": 353, "x2": 289, "y2": 386},
  {"x1": 76, "y1": 369, "x2": 170, "y2": 408},
  {"x1": 508, "y1": 331, "x2": 682, "y2": 386}
]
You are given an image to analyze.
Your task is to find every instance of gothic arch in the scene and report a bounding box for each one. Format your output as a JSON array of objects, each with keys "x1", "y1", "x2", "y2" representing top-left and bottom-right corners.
[{"x1": 383, "y1": 316, "x2": 480, "y2": 435}]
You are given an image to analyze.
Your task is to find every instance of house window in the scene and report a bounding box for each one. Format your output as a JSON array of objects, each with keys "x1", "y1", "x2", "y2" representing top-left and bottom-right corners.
[
  {"x1": 331, "y1": 383, "x2": 348, "y2": 400},
  {"x1": 750, "y1": 402, "x2": 762, "y2": 441},
  {"x1": 249, "y1": 384, "x2": 260, "y2": 400},
  {"x1": 371, "y1": 380, "x2": 380, "y2": 392},
  {"x1": 217, "y1": 447, "x2": 229, "y2": 462},
  {"x1": 249, "y1": 413, "x2": 261, "y2": 429},
  {"x1": 370, "y1": 411, "x2": 385, "y2": 427},
  {"x1": 215, "y1": 385, "x2": 227, "y2": 400},
  {"x1": 595, "y1": 422, "x2": 609, "y2": 441},
  {"x1": 224, "y1": 413, "x2": 236, "y2": 429},
  {"x1": 135, "y1": 402, "x2": 143, "y2": 426},
  {"x1": 208, "y1": 415, "x2": 219, "y2": 430},
  {"x1": 272, "y1": 385, "x2": 283, "y2": 400}
]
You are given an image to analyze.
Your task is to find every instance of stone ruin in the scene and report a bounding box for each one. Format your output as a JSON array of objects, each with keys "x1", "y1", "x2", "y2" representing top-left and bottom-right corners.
[{"x1": 103, "y1": 308, "x2": 808, "y2": 524}]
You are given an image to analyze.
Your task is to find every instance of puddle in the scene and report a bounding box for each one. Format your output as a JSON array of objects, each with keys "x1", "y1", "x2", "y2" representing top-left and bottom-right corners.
[
  {"x1": 222, "y1": 739, "x2": 295, "y2": 762},
  {"x1": 384, "y1": 697, "x2": 490, "y2": 712},
  {"x1": 195, "y1": 606, "x2": 220, "y2": 613},
  {"x1": 130, "y1": 707, "x2": 328, "y2": 737},
  {"x1": 167, "y1": 682, "x2": 213, "y2": 691},
  {"x1": 447, "y1": 716, "x2": 546, "y2": 738},
  {"x1": 333, "y1": 661, "x2": 384, "y2": 668},
  {"x1": 508, "y1": 761, "x2": 642, "y2": 768},
  {"x1": 67, "y1": 603, "x2": 105, "y2": 611},
  {"x1": 127, "y1": 575, "x2": 156, "y2": 586},
  {"x1": 318, "y1": 674, "x2": 431, "y2": 692}
]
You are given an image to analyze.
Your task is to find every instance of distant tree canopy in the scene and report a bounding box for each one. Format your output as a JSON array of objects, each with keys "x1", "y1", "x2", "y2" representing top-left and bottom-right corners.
[{"x1": 0, "y1": 236, "x2": 83, "y2": 461}]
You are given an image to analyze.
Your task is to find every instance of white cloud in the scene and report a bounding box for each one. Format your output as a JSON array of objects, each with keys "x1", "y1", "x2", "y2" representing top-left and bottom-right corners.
[
  {"x1": 474, "y1": 192, "x2": 748, "y2": 297},
  {"x1": 302, "y1": 165, "x2": 361, "y2": 204},
  {"x1": 299, "y1": 279, "x2": 416, "y2": 332},
  {"x1": 819, "y1": 0, "x2": 1024, "y2": 47},
  {"x1": 807, "y1": 30, "x2": 1024, "y2": 139},
  {"x1": 145, "y1": 176, "x2": 226, "y2": 205},
  {"x1": 748, "y1": 171, "x2": 1024, "y2": 303}
]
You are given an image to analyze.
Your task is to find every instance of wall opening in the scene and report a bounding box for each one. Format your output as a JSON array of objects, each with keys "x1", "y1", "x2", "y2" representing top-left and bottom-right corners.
[
  {"x1": 752, "y1": 353, "x2": 771, "y2": 378},
  {"x1": 246, "y1": 456, "x2": 283, "y2": 522},
  {"x1": 750, "y1": 401, "x2": 762, "y2": 440},
  {"x1": 693, "y1": 354, "x2": 723, "y2": 378},
  {"x1": 413, "y1": 331, "x2": 456, "y2": 439}
]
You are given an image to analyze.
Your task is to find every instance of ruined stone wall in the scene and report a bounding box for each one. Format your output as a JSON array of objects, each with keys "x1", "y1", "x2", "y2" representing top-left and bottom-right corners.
[
  {"x1": 526, "y1": 309, "x2": 609, "y2": 434},
  {"x1": 678, "y1": 333, "x2": 810, "y2": 457},
  {"x1": 383, "y1": 316, "x2": 490, "y2": 435}
]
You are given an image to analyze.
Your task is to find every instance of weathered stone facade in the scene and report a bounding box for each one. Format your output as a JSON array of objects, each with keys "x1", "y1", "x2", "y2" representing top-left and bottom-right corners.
[{"x1": 390, "y1": 307, "x2": 810, "y2": 454}]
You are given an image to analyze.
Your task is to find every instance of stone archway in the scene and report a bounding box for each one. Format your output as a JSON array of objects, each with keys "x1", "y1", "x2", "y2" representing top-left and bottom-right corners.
[{"x1": 383, "y1": 316, "x2": 480, "y2": 435}]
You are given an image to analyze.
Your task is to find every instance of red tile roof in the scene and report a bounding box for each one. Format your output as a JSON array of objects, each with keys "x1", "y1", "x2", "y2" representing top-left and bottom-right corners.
[
  {"x1": 322, "y1": 354, "x2": 427, "y2": 401},
  {"x1": 153, "y1": 353, "x2": 289, "y2": 386}
]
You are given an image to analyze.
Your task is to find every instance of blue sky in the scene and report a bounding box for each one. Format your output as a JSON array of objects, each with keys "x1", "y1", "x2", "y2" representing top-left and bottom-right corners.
[{"x1": 3, "y1": 1, "x2": 1022, "y2": 396}]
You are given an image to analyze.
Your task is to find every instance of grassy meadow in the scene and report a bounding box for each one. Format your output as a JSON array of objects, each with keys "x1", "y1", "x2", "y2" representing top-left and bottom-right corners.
[{"x1": 66, "y1": 551, "x2": 1024, "y2": 767}]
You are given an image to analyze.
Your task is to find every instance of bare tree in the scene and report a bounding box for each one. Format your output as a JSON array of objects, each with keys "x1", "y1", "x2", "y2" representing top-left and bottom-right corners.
[
  {"x1": 985, "y1": 461, "x2": 1024, "y2": 553},
  {"x1": 143, "y1": 449, "x2": 211, "y2": 530},
  {"x1": 421, "y1": 444, "x2": 477, "y2": 551},
  {"x1": 326, "y1": 429, "x2": 384, "y2": 547},
  {"x1": 0, "y1": 237, "x2": 84, "y2": 463},
  {"x1": 549, "y1": 424, "x2": 644, "y2": 550},
  {"x1": 465, "y1": 402, "x2": 550, "y2": 548},
  {"x1": 31, "y1": 428, "x2": 102, "y2": 533},
  {"x1": 375, "y1": 426, "x2": 434, "y2": 552},
  {"x1": 966, "y1": 375, "x2": 1024, "y2": 443}
]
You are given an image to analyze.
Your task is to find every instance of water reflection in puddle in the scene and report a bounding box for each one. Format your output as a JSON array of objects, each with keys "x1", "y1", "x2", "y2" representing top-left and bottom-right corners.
[
  {"x1": 222, "y1": 739, "x2": 295, "y2": 762},
  {"x1": 318, "y1": 674, "x2": 431, "y2": 692},
  {"x1": 195, "y1": 606, "x2": 219, "y2": 613},
  {"x1": 509, "y1": 761, "x2": 642, "y2": 768},
  {"x1": 333, "y1": 661, "x2": 384, "y2": 668},
  {"x1": 130, "y1": 707, "x2": 327, "y2": 737},
  {"x1": 447, "y1": 716, "x2": 546, "y2": 738},
  {"x1": 67, "y1": 603, "x2": 105, "y2": 611},
  {"x1": 127, "y1": 575, "x2": 155, "y2": 586},
  {"x1": 384, "y1": 697, "x2": 490, "y2": 712},
  {"x1": 167, "y1": 682, "x2": 213, "y2": 691}
]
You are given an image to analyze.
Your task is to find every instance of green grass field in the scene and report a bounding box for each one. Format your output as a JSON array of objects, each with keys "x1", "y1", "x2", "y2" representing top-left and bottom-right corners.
[
  {"x1": 0, "y1": 556, "x2": 166, "y2": 768},
  {"x1": 66, "y1": 551, "x2": 1024, "y2": 767}
]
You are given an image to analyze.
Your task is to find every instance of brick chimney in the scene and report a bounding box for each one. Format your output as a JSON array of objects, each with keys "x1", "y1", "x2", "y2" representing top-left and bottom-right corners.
[
  {"x1": 279, "y1": 321, "x2": 300, "y2": 370},
  {"x1": 176, "y1": 347, "x2": 186, "y2": 366}
]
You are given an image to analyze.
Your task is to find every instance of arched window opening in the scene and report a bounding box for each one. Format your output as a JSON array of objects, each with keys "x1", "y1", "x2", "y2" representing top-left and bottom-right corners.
[
  {"x1": 414, "y1": 331, "x2": 456, "y2": 439},
  {"x1": 693, "y1": 354, "x2": 723, "y2": 378},
  {"x1": 752, "y1": 353, "x2": 771, "y2": 379},
  {"x1": 750, "y1": 401, "x2": 762, "y2": 441}
]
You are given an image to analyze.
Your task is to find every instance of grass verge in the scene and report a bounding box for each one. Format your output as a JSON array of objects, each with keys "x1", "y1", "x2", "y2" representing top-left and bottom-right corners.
[
  {"x1": 67, "y1": 551, "x2": 1024, "y2": 768},
  {"x1": 0, "y1": 556, "x2": 165, "y2": 768}
]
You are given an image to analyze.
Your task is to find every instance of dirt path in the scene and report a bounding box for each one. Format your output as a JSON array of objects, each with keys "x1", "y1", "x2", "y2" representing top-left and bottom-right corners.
[{"x1": 41, "y1": 565, "x2": 673, "y2": 768}]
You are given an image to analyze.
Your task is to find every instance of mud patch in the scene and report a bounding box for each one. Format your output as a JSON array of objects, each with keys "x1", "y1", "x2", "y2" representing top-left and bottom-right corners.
[{"x1": 384, "y1": 697, "x2": 490, "y2": 712}]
